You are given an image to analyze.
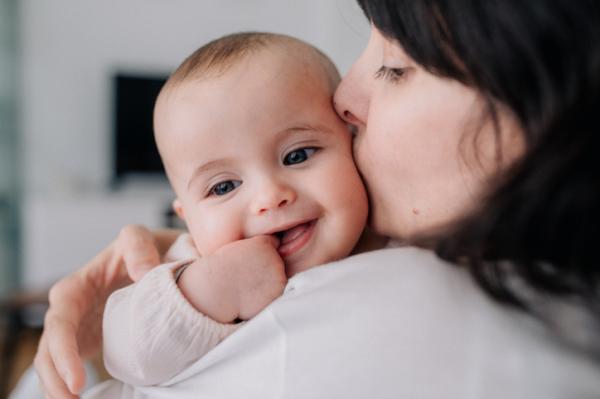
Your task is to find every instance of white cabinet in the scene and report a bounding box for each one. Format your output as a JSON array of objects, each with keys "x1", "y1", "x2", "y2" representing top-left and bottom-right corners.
[{"x1": 22, "y1": 189, "x2": 175, "y2": 290}]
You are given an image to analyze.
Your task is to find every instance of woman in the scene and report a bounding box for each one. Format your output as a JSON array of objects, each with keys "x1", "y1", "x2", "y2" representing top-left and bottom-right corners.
[{"x1": 34, "y1": 0, "x2": 600, "y2": 397}]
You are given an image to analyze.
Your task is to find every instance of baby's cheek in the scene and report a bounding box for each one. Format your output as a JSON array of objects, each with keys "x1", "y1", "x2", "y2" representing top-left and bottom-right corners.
[
  {"x1": 333, "y1": 156, "x2": 368, "y2": 208},
  {"x1": 188, "y1": 214, "x2": 245, "y2": 256},
  {"x1": 317, "y1": 157, "x2": 368, "y2": 255},
  {"x1": 335, "y1": 160, "x2": 369, "y2": 233}
]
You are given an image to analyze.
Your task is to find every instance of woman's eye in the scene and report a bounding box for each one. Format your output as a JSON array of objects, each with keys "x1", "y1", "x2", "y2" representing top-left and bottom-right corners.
[
  {"x1": 283, "y1": 147, "x2": 318, "y2": 165},
  {"x1": 374, "y1": 66, "x2": 406, "y2": 84},
  {"x1": 209, "y1": 180, "x2": 242, "y2": 196}
]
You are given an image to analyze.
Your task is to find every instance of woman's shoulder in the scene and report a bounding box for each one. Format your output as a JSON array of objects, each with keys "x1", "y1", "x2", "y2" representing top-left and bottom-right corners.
[
  {"x1": 281, "y1": 245, "x2": 505, "y2": 335},
  {"x1": 285, "y1": 245, "x2": 466, "y2": 297},
  {"x1": 273, "y1": 247, "x2": 600, "y2": 396},
  {"x1": 155, "y1": 246, "x2": 600, "y2": 398}
]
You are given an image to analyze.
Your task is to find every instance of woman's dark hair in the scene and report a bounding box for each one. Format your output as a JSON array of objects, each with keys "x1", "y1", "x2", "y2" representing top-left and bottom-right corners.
[{"x1": 357, "y1": 0, "x2": 600, "y2": 346}]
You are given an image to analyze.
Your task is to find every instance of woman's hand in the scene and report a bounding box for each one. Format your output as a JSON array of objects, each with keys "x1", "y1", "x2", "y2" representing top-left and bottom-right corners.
[{"x1": 33, "y1": 225, "x2": 177, "y2": 398}]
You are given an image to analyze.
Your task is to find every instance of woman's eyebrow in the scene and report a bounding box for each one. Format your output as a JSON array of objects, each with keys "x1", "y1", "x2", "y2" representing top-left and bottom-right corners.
[{"x1": 187, "y1": 158, "x2": 234, "y2": 191}]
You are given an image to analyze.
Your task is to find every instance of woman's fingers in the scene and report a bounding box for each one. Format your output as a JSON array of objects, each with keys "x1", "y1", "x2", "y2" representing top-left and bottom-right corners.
[
  {"x1": 118, "y1": 224, "x2": 161, "y2": 282},
  {"x1": 33, "y1": 224, "x2": 171, "y2": 397},
  {"x1": 37, "y1": 274, "x2": 90, "y2": 396},
  {"x1": 42, "y1": 278, "x2": 88, "y2": 394},
  {"x1": 45, "y1": 314, "x2": 86, "y2": 394},
  {"x1": 34, "y1": 336, "x2": 79, "y2": 399}
]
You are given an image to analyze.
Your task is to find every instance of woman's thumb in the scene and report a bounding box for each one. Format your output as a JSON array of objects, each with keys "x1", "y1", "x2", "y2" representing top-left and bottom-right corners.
[{"x1": 118, "y1": 224, "x2": 161, "y2": 282}]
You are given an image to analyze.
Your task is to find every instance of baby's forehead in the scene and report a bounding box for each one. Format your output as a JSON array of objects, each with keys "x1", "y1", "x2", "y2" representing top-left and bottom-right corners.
[
  {"x1": 159, "y1": 51, "x2": 337, "y2": 123},
  {"x1": 175, "y1": 41, "x2": 338, "y2": 94},
  {"x1": 155, "y1": 40, "x2": 340, "y2": 155}
]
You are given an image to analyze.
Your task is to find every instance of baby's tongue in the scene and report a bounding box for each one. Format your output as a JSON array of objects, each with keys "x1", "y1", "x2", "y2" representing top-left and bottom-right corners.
[{"x1": 280, "y1": 223, "x2": 308, "y2": 245}]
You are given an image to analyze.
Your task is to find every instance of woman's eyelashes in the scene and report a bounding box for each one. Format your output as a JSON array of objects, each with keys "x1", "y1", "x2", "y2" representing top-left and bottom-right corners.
[
  {"x1": 209, "y1": 180, "x2": 242, "y2": 196},
  {"x1": 283, "y1": 147, "x2": 319, "y2": 165},
  {"x1": 374, "y1": 65, "x2": 406, "y2": 84}
]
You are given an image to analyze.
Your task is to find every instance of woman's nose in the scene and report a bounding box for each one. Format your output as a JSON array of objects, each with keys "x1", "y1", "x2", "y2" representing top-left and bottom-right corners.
[
  {"x1": 251, "y1": 180, "x2": 297, "y2": 215},
  {"x1": 333, "y1": 59, "x2": 370, "y2": 130}
]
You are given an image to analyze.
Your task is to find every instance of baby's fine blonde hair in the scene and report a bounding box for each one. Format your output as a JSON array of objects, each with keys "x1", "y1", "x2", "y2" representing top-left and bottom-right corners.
[{"x1": 162, "y1": 31, "x2": 340, "y2": 92}]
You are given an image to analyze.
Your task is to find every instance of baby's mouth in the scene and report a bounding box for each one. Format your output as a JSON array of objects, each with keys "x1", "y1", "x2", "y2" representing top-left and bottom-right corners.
[
  {"x1": 276, "y1": 222, "x2": 309, "y2": 244},
  {"x1": 273, "y1": 220, "x2": 317, "y2": 257}
]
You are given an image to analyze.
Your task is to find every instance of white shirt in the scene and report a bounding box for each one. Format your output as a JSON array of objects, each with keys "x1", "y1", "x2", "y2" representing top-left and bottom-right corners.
[{"x1": 85, "y1": 245, "x2": 600, "y2": 399}]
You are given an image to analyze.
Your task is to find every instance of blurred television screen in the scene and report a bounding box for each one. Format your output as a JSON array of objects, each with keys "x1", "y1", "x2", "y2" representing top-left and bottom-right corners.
[{"x1": 113, "y1": 73, "x2": 168, "y2": 183}]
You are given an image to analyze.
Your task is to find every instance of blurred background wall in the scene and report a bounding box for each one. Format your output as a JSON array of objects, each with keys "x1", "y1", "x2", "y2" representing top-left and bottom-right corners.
[{"x1": 0, "y1": 0, "x2": 369, "y2": 294}]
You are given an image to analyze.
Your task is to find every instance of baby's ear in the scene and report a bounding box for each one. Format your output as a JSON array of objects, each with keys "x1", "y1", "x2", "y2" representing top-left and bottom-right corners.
[{"x1": 172, "y1": 199, "x2": 185, "y2": 221}]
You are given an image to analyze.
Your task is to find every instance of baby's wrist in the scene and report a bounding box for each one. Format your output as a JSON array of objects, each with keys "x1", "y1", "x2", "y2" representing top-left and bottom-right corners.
[
  {"x1": 174, "y1": 262, "x2": 191, "y2": 283},
  {"x1": 176, "y1": 258, "x2": 240, "y2": 323}
]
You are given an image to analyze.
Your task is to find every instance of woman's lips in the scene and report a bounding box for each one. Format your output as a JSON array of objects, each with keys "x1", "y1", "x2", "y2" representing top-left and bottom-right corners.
[{"x1": 276, "y1": 220, "x2": 317, "y2": 258}]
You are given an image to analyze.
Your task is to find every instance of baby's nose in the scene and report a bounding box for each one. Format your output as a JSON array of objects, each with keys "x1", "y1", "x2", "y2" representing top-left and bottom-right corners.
[{"x1": 251, "y1": 180, "x2": 297, "y2": 215}]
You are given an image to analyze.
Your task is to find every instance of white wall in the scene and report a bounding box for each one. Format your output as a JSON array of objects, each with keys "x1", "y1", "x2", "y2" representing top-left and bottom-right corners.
[
  {"x1": 18, "y1": 0, "x2": 370, "y2": 288},
  {"x1": 23, "y1": 193, "x2": 171, "y2": 289}
]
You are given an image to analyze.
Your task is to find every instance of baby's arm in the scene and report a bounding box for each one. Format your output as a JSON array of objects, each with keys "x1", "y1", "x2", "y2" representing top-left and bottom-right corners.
[
  {"x1": 102, "y1": 235, "x2": 287, "y2": 386},
  {"x1": 102, "y1": 260, "x2": 240, "y2": 386}
]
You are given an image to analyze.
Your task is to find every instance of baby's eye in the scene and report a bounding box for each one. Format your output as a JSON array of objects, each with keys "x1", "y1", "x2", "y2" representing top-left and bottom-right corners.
[
  {"x1": 283, "y1": 147, "x2": 318, "y2": 166},
  {"x1": 209, "y1": 180, "x2": 242, "y2": 196}
]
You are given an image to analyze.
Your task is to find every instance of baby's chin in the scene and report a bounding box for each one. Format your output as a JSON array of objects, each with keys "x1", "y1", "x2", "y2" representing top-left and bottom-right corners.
[{"x1": 284, "y1": 261, "x2": 314, "y2": 278}]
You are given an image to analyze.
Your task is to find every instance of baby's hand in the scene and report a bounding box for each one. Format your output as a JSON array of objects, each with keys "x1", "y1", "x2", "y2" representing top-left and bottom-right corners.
[{"x1": 178, "y1": 235, "x2": 287, "y2": 323}]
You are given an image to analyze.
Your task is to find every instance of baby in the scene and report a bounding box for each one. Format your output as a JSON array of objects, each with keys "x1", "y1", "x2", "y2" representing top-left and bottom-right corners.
[{"x1": 87, "y1": 32, "x2": 380, "y2": 395}]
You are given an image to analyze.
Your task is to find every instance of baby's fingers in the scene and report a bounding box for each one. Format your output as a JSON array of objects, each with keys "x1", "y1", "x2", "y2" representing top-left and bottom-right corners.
[{"x1": 253, "y1": 234, "x2": 281, "y2": 249}]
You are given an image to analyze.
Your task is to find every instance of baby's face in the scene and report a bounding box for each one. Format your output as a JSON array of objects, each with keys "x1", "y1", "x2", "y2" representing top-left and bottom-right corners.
[{"x1": 155, "y1": 46, "x2": 368, "y2": 277}]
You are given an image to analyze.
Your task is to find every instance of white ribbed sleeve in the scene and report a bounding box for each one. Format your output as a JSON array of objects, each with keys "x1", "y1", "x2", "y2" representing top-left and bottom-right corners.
[{"x1": 102, "y1": 236, "x2": 240, "y2": 386}]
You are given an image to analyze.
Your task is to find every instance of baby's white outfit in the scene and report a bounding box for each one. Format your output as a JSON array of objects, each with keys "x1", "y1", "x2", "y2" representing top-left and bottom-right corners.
[{"x1": 101, "y1": 234, "x2": 240, "y2": 386}]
